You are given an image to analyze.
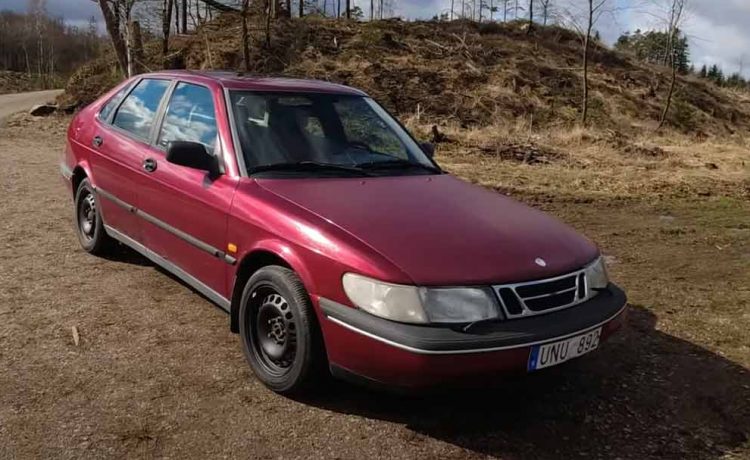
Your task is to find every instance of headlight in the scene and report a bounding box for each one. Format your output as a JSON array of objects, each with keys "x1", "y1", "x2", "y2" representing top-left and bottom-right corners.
[
  {"x1": 342, "y1": 273, "x2": 500, "y2": 324},
  {"x1": 342, "y1": 273, "x2": 427, "y2": 323},
  {"x1": 418, "y1": 287, "x2": 499, "y2": 323},
  {"x1": 584, "y1": 256, "x2": 609, "y2": 296}
]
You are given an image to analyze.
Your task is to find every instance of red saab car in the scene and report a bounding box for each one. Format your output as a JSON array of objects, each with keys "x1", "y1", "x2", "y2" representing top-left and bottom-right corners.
[{"x1": 61, "y1": 71, "x2": 627, "y2": 393}]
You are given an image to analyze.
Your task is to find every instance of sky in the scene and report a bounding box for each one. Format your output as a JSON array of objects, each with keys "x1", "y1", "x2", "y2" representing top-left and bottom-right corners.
[{"x1": 1, "y1": 0, "x2": 748, "y2": 77}]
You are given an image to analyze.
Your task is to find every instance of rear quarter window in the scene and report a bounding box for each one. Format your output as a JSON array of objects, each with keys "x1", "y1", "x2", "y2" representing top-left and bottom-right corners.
[{"x1": 98, "y1": 83, "x2": 133, "y2": 123}]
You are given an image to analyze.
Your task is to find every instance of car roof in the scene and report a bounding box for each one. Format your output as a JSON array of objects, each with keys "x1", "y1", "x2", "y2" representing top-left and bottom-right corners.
[{"x1": 138, "y1": 70, "x2": 368, "y2": 96}]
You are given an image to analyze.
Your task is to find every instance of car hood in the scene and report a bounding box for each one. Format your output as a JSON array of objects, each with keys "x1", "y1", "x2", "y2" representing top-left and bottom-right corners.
[{"x1": 258, "y1": 174, "x2": 599, "y2": 285}]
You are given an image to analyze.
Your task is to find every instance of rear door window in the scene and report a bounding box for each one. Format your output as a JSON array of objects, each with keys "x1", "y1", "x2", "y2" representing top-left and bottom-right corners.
[
  {"x1": 157, "y1": 82, "x2": 218, "y2": 152},
  {"x1": 112, "y1": 78, "x2": 171, "y2": 140}
]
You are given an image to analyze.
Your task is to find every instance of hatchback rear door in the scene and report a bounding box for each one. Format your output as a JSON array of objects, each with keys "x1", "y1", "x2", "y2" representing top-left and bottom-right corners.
[{"x1": 90, "y1": 78, "x2": 172, "y2": 242}]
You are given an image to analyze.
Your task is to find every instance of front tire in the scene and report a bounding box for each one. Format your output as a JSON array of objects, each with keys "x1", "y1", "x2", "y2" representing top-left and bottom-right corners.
[
  {"x1": 74, "y1": 178, "x2": 114, "y2": 255},
  {"x1": 239, "y1": 266, "x2": 326, "y2": 394}
]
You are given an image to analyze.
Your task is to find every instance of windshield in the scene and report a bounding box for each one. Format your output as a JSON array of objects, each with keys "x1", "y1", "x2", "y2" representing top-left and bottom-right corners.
[{"x1": 228, "y1": 91, "x2": 438, "y2": 177}]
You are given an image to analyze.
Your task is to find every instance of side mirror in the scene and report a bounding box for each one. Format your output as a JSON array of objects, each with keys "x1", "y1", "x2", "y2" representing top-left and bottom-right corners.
[
  {"x1": 420, "y1": 142, "x2": 435, "y2": 158},
  {"x1": 166, "y1": 141, "x2": 221, "y2": 178}
]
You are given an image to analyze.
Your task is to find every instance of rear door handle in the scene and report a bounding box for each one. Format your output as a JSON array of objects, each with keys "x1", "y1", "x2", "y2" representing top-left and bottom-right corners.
[
  {"x1": 92, "y1": 135, "x2": 103, "y2": 148},
  {"x1": 142, "y1": 158, "x2": 157, "y2": 173}
]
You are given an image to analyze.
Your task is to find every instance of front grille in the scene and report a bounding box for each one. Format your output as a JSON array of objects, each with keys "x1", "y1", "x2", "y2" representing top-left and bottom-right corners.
[{"x1": 494, "y1": 269, "x2": 589, "y2": 319}]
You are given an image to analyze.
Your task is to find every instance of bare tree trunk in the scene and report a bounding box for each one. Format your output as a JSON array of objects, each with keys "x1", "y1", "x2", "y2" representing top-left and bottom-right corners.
[
  {"x1": 162, "y1": 0, "x2": 174, "y2": 58},
  {"x1": 265, "y1": 0, "x2": 272, "y2": 48},
  {"x1": 288, "y1": 0, "x2": 293, "y2": 16},
  {"x1": 35, "y1": 9, "x2": 43, "y2": 82},
  {"x1": 174, "y1": 0, "x2": 180, "y2": 34},
  {"x1": 527, "y1": 0, "x2": 533, "y2": 33},
  {"x1": 663, "y1": 2, "x2": 676, "y2": 66},
  {"x1": 370, "y1": 0, "x2": 374, "y2": 19},
  {"x1": 658, "y1": 0, "x2": 686, "y2": 130},
  {"x1": 181, "y1": 0, "x2": 188, "y2": 33},
  {"x1": 658, "y1": 52, "x2": 677, "y2": 130},
  {"x1": 581, "y1": 0, "x2": 593, "y2": 125},
  {"x1": 47, "y1": 37, "x2": 54, "y2": 85},
  {"x1": 242, "y1": 0, "x2": 250, "y2": 70},
  {"x1": 194, "y1": 0, "x2": 202, "y2": 26},
  {"x1": 23, "y1": 45, "x2": 31, "y2": 76},
  {"x1": 450, "y1": 0, "x2": 454, "y2": 20},
  {"x1": 130, "y1": 20, "x2": 144, "y2": 74},
  {"x1": 97, "y1": 0, "x2": 129, "y2": 76},
  {"x1": 346, "y1": 0, "x2": 351, "y2": 18},
  {"x1": 126, "y1": 28, "x2": 133, "y2": 77},
  {"x1": 299, "y1": 0, "x2": 304, "y2": 17}
]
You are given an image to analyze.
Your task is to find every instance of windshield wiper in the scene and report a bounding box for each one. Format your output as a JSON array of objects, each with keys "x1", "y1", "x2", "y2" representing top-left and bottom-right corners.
[
  {"x1": 249, "y1": 161, "x2": 374, "y2": 176},
  {"x1": 356, "y1": 159, "x2": 441, "y2": 174}
]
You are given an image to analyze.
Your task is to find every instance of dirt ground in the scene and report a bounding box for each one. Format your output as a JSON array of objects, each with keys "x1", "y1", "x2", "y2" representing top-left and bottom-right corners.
[{"x1": 0, "y1": 115, "x2": 748, "y2": 459}]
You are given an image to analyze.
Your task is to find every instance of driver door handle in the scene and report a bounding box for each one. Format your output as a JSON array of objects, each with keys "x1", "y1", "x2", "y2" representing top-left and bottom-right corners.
[{"x1": 142, "y1": 157, "x2": 157, "y2": 173}]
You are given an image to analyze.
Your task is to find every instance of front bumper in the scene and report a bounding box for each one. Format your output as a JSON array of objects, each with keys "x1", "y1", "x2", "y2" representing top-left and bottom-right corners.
[{"x1": 319, "y1": 283, "x2": 627, "y2": 388}]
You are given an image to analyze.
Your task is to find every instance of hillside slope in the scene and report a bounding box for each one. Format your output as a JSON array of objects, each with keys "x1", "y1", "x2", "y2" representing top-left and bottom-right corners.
[
  {"x1": 63, "y1": 16, "x2": 749, "y2": 199},
  {"x1": 66, "y1": 16, "x2": 750, "y2": 136}
]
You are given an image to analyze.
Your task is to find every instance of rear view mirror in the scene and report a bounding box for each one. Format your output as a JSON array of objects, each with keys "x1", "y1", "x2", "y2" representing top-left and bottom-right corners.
[
  {"x1": 420, "y1": 142, "x2": 435, "y2": 158},
  {"x1": 166, "y1": 141, "x2": 221, "y2": 178}
]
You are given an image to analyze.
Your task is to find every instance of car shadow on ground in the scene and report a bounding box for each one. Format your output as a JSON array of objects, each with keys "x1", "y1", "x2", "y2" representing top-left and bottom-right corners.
[
  {"x1": 304, "y1": 306, "x2": 750, "y2": 459},
  {"x1": 100, "y1": 242, "x2": 153, "y2": 267},
  {"x1": 102, "y1": 244, "x2": 749, "y2": 458}
]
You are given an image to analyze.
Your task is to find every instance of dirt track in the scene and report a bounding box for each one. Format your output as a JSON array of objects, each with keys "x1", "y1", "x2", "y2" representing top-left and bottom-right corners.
[
  {"x1": 0, "y1": 90, "x2": 62, "y2": 121},
  {"x1": 0, "y1": 115, "x2": 748, "y2": 459}
]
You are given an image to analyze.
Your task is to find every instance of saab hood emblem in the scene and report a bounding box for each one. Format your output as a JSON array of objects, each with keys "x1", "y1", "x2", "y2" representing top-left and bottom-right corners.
[{"x1": 535, "y1": 257, "x2": 547, "y2": 267}]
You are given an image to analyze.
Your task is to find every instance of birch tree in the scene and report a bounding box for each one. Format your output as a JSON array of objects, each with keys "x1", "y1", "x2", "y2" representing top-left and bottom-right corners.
[
  {"x1": 657, "y1": 0, "x2": 688, "y2": 130},
  {"x1": 161, "y1": 0, "x2": 174, "y2": 57},
  {"x1": 94, "y1": 0, "x2": 138, "y2": 76},
  {"x1": 539, "y1": 0, "x2": 552, "y2": 25},
  {"x1": 560, "y1": 0, "x2": 614, "y2": 125}
]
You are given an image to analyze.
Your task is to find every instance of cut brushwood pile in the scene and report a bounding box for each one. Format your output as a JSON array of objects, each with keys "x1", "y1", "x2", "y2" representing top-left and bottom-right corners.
[{"x1": 0, "y1": 71, "x2": 41, "y2": 95}]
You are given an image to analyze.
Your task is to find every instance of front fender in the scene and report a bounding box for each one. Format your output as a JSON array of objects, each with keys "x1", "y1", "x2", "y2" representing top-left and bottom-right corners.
[{"x1": 244, "y1": 238, "x2": 318, "y2": 294}]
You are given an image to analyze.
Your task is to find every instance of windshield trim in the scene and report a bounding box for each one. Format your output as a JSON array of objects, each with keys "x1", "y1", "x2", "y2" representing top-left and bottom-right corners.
[
  {"x1": 224, "y1": 86, "x2": 249, "y2": 177},
  {"x1": 225, "y1": 88, "x2": 442, "y2": 179}
]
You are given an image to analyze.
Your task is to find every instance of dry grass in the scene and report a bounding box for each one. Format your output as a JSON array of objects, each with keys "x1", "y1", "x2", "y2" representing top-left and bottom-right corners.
[{"x1": 402, "y1": 114, "x2": 750, "y2": 200}]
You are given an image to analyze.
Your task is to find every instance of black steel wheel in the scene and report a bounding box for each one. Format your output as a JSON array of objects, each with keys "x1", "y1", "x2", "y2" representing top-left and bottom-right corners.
[
  {"x1": 74, "y1": 178, "x2": 114, "y2": 255},
  {"x1": 255, "y1": 291, "x2": 297, "y2": 373},
  {"x1": 239, "y1": 266, "x2": 326, "y2": 394}
]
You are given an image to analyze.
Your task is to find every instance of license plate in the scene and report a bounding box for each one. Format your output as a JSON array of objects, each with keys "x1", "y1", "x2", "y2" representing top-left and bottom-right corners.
[{"x1": 528, "y1": 327, "x2": 601, "y2": 371}]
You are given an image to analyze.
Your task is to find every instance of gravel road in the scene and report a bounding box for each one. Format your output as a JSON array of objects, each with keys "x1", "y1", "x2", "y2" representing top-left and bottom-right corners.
[
  {"x1": 0, "y1": 89, "x2": 63, "y2": 121},
  {"x1": 0, "y1": 115, "x2": 747, "y2": 459}
]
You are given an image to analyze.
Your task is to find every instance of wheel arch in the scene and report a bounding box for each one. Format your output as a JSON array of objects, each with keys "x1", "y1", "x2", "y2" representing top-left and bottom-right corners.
[
  {"x1": 230, "y1": 247, "x2": 315, "y2": 333},
  {"x1": 71, "y1": 162, "x2": 93, "y2": 197}
]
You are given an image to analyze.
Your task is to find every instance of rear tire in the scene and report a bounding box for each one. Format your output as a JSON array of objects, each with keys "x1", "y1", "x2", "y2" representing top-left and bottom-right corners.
[
  {"x1": 239, "y1": 266, "x2": 326, "y2": 394},
  {"x1": 74, "y1": 178, "x2": 114, "y2": 255}
]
